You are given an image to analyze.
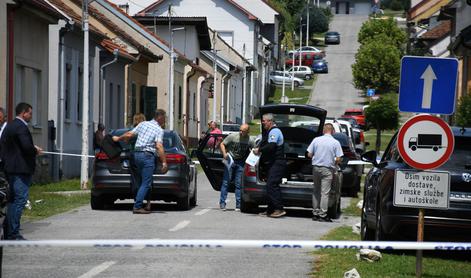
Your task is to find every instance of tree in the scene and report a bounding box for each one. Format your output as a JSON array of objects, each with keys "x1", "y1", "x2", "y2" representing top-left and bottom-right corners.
[
  {"x1": 351, "y1": 37, "x2": 401, "y2": 93},
  {"x1": 306, "y1": 7, "x2": 329, "y2": 34},
  {"x1": 365, "y1": 94, "x2": 399, "y2": 152},
  {"x1": 358, "y1": 18, "x2": 406, "y2": 50},
  {"x1": 455, "y1": 94, "x2": 471, "y2": 127}
]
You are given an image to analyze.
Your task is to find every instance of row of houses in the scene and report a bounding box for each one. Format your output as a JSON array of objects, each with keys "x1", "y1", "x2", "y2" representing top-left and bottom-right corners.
[
  {"x1": 0, "y1": 0, "x2": 281, "y2": 180},
  {"x1": 407, "y1": 0, "x2": 471, "y2": 105}
]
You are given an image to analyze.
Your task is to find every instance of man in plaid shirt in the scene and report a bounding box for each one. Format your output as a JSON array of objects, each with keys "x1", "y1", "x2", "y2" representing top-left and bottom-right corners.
[{"x1": 113, "y1": 109, "x2": 168, "y2": 214}]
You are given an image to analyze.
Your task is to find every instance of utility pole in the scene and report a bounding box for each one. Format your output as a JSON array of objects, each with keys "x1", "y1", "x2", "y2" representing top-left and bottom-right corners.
[
  {"x1": 242, "y1": 44, "x2": 247, "y2": 123},
  {"x1": 212, "y1": 31, "x2": 218, "y2": 122},
  {"x1": 80, "y1": 0, "x2": 91, "y2": 190},
  {"x1": 306, "y1": 0, "x2": 310, "y2": 47},
  {"x1": 168, "y1": 4, "x2": 174, "y2": 130},
  {"x1": 299, "y1": 17, "x2": 303, "y2": 67}
]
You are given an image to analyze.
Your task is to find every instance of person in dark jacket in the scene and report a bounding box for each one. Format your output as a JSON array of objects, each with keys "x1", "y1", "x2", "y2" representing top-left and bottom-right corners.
[
  {"x1": 253, "y1": 113, "x2": 286, "y2": 218},
  {"x1": 1, "y1": 103, "x2": 42, "y2": 240}
]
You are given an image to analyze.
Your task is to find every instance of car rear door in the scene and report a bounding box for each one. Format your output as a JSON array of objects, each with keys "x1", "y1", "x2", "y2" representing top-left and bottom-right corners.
[{"x1": 195, "y1": 133, "x2": 228, "y2": 191}]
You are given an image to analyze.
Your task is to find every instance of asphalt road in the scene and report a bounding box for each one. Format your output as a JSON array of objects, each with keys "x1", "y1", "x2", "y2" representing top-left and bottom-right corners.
[
  {"x1": 3, "y1": 171, "x2": 358, "y2": 278},
  {"x1": 309, "y1": 14, "x2": 368, "y2": 118}
]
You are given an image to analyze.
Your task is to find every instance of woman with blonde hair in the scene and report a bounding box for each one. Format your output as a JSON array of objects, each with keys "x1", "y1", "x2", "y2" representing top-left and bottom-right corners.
[{"x1": 133, "y1": 113, "x2": 146, "y2": 127}]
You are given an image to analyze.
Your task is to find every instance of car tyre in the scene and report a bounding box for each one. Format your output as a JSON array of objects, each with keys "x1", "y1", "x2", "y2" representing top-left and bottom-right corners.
[
  {"x1": 305, "y1": 75, "x2": 311, "y2": 80},
  {"x1": 190, "y1": 176, "x2": 197, "y2": 207},
  {"x1": 361, "y1": 209, "x2": 374, "y2": 241},
  {"x1": 91, "y1": 195, "x2": 105, "y2": 210},
  {"x1": 177, "y1": 193, "x2": 191, "y2": 210},
  {"x1": 294, "y1": 81, "x2": 300, "y2": 87}
]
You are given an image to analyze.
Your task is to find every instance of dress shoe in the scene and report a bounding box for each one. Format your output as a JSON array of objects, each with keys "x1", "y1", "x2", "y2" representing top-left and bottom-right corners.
[
  {"x1": 133, "y1": 208, "x2": 151, "y2": 214},
  {"x1": 144, "y1": 201, "x2": 152, "y2": 211},
  {"x1": 269, "y1": 210, "x2": 286, "y2": 218},
  {"x1": 258, "y1": 211, "x2": 269, "y2": 216}
]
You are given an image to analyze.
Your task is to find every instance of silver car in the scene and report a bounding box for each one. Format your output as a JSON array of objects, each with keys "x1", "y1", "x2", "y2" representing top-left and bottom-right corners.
[
  {"x1": 91, "y1": 129, "x2": 197, "y2": 210},
  {"x1": 269, "y1": 71, "x2": 304, "y2": 87},
  {"x1": 288, "y1": 66, "x2": 313, "y2": 80}
]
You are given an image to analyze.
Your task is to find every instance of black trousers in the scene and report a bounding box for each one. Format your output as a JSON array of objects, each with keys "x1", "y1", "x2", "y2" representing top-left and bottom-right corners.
[{"x1": 265, "y1": 160, "x2": 286, "y2": 213}]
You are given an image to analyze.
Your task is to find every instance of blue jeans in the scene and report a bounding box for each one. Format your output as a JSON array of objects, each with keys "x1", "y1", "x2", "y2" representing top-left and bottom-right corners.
[
  {"x1": 7, "y1": 174, "x2": 32, "y2": 239},
  {"x1": 133, "y1": 152, "x2": 155, "y2": 209},
  {"x1": 219, "y1": 160, "x2": 244, "y2": 208}
]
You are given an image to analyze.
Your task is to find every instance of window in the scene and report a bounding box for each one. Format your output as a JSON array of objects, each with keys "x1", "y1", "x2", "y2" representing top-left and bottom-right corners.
[
  {"x1": 15, "y1": 64, "x2": 42, "y2": 126},
  {"x1": 65, "y1": 63, "x2": 71, "y2": 120},
  {"x1": 77, "y1": 67, "x2": 83, "y2": 122},
  {"x1": 117, "y1": 84, "x2": 122, "y2": 127}
]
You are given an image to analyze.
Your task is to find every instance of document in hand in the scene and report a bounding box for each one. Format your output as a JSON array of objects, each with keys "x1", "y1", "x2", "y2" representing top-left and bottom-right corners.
[
  {"x1": 245, "y1": 151, "x2": 260, "y2": 167},
  {"x1": 222, "y1": 153, "x2": 234, "y2": 169}
]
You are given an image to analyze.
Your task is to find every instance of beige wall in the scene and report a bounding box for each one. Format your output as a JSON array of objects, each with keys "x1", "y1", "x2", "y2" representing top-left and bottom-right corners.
[{"x1": 126, "y1": 59, "x2": 148, "y2": 125}]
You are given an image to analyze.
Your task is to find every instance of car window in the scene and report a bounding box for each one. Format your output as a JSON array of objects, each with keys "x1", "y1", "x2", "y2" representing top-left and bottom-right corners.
[
  {"x1": 201, "y1": 134, "x2": 224, "y2": 155},
  {"x1": 381, "y1": 133, "x2": 397, "y2": 162},
  {"x1": 306, "y1": 54, "x2": 311, "y2": 59},
  {"x1": 223, "y1": 125, "x2": 240, "y2": 132},
  {"x1": 440, "y1": 136, "x2": 471, "y2": 171}
]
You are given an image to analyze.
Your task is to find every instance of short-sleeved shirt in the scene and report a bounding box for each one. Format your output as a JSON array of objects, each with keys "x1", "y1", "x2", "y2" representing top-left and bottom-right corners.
[
  {"x1": 267, "y1": 127, "x2": 284, "y2": 146},
  {"x1": 222, "y1": 133, "x2": 255, "y2": 161},
  {"x1": 306, "y1": 134, "x2": 343, "y2": 169},
  {"x1": 131, "y1": 119, "x2": 164, "y2": 154}
]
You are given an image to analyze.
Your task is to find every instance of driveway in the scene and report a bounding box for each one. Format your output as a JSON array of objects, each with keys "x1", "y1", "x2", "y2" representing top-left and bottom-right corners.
[{"x1": 309, "y1": 14, "x2": 369, "y2": 118}]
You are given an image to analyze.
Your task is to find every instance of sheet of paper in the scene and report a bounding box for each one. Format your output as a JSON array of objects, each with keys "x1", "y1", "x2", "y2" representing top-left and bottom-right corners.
[{"x1": 245, "y1": 151, "x2": 260, "y2": 167}]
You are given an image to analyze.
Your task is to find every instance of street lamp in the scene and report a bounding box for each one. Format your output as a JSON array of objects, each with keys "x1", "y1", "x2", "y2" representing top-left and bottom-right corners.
[{"x1": 306, "y1": 0, "x2": 310, "y2": 47}]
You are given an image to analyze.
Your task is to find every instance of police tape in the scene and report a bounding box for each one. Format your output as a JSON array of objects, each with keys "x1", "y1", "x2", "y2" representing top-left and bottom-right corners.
[
  {"x1": 1, "y1": 239, "x2": 470, "y2": 250},
  {"x1": 42, "y1": 151, "x2": 95, "y2": 158}
]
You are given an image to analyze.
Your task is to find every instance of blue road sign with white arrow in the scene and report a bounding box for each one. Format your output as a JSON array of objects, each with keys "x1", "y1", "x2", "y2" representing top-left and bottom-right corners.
[{"x1": 399, "y1": 56, "x2": 458, "y2": 115}]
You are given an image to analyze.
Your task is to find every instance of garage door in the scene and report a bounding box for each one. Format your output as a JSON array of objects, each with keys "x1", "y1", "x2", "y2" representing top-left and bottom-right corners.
[{"x1": 354, "y1": 2, "x2": 371, "y2": 14}]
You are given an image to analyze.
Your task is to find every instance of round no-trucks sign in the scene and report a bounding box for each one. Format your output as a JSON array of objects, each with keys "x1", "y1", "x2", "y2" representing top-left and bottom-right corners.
[{"x1": 397, "y1": 114, "x2": 454, "y2": 170}]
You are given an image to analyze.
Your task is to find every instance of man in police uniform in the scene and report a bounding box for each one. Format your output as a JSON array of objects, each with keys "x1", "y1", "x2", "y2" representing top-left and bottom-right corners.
[{"x1": 253, "y1": 113, "x2": 286, "y2": 218}]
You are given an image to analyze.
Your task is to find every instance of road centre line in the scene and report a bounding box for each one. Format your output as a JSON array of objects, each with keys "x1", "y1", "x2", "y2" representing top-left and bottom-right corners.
[
  {"x1": 169, "y1": 220, "x2": 190, "y2": 232},
  {"x1": 195, "y1": 208, "x2": 210, "y2": 216},
  {"x1": 77, "y1": 261, "x2": 115, "y2": 278}
]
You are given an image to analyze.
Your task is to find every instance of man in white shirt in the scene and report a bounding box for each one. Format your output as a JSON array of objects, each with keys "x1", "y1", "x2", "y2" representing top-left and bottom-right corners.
[{"x1": 306, "y1": 123, "x2": 343, "y2": 222}]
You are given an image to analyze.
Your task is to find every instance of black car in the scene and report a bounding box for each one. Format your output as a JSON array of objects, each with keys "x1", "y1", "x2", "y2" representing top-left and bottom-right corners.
[
  {"x1": 325, "y1": 31, "x2": 340, "y2": 44},
  {"x1": 332, "y1": 132, "x2": 362, "y2": 197},
  {"x1": 196, "y1": 104, "x2": 344, "y2": 219},
  {"x1": 91, "y1": 129, "x2": 197, "y2": 210},
  {"x1": 360, "y1": 127, "x2": 471, "y2": 241}
]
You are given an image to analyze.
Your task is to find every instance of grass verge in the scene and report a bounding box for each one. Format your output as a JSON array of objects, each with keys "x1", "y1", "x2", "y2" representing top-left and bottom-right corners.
[
  {"x1": 23, "y1": 179, "x2": 90, "y2": 221},
  {"x1": 268, "y1": 83, "x2": 312, "y2": 105},
  {"x1": 312, "y1": 226, "x2": 471, "y2": 277},
  {"x1": 364, "y1": 129, "x2": 396, "y2": 153}
]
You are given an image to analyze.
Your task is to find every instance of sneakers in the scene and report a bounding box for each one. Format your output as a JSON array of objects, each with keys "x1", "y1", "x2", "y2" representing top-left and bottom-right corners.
[
  {"x1": 219, "y1": 203, "x2": 226, "y2": 211},
  {"x1": 144, "y1": 201, "x2": 152, "y2": 211},
  {"x1": 313, "y1": 216, "x2": 332, "y2": 222},
  {"x1": 269, "y1": 210, "x2": 286, "y2": 218},
  {"x1": 133, "y1": 207, "x2": 151, "y2": 214}
]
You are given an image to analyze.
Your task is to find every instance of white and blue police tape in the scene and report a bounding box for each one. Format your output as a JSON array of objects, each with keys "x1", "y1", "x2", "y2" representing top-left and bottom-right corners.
[
  {"x1": 1, "y1": 239, "x2": 470, "y2": 251},
  {"x1": 42, "y1": 151, "x2": 95, "y2": 158}
]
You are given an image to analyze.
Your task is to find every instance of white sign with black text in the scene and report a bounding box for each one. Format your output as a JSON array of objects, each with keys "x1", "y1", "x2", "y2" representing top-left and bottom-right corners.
[{"x1": 394, "y1": 169, "x2": 450, "y2": 209}]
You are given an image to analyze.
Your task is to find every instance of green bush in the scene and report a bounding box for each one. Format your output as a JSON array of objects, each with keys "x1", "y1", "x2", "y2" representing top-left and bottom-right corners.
[
  {"x1": 358, "y1": 18, "x2": 406, "y2": 50},
  {"x1": 365, "y1": 94, "x2": 399, "y2": 152},
  {"x1": 307, "y1": 7, "x2": 329, "y2": 34},
  {"x1": 455, "y1": 94, "x2": 471, "y2": 127}
]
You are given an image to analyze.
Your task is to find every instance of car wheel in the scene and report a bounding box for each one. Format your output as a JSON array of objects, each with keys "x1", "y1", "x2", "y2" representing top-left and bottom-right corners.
[
  {"x1": 305, "y1": 75, "x2": 311, "y2": 80},
  {"x1": 190, "y1": 176, "x2": 197, "y2": 207},
  {"x1": 177, "y1": 194, "x2": 190, "y2": 210},
  {"x1": 294, "y1": 81, "x2": 300, "y2": 87},
  {"x1": 91, "y1": 195, "x2": 105, "y2": 210}
]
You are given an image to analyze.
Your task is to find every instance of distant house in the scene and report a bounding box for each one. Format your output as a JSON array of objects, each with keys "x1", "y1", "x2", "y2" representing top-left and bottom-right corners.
[{"x1": 0, "y1": 0, "x2": 68, "y2": 182}]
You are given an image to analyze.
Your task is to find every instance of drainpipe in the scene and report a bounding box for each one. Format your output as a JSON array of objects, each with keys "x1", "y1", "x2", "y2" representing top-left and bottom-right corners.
[
  {"x1": 221, "y1": 72, "x2": 230, "y2": 124},
  {"x1": 185, "y1": 68, "x2": 196, "y2": 148},
  {"x1": 58, "y1": 20, "x2": 73, "y2": 179},
  {"x1": 7, "y1": 7, "x2": 15, "y2": 121},
  {"x1": 99, "y1": 49, "x2": 119, "y2": 126}
]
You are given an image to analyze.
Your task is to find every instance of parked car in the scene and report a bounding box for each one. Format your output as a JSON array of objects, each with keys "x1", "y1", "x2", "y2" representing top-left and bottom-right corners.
[
  {"x1": 91, "y1": 129, "x2": 197, "y2": 210},
  {"x1": 196, "y1": 104, "x2": 343, "y2": 219},
  {"x1": 341, "y1": 108, "x2": 366, "y2": 129},
  {"x1": 360, "y1": 127, "x2": 471, "y2": 241},
  {"x1": 288, "y1": 46, "x2": 325, "y2": 57},
  {"x1": 325, "y1": 31, "x2": 340, "y2": 44},
  {"x1": 222, "y1": 123, "x2": 241, "y2": 135},
  {"x1": 269, "y1": 71, "x2": 304, "y2": 87},
  {"x1": 287, "y1": 66, "x2": 313, "y2": 80},
  {"x1": 285, "y1": 52, "x2": 324, "y2": 67},
  {"x1": 332, "y1": 132, "x2": 362, "y2": 197},
  {"x1": 325, "y1": 118, "x2": 342, "y2": 133},
  {"x1": 311, "y1": 59, "x2": 328, "y2": 73},
  {"x1": 337, "y1": 117, "x2": 360, "y2": 129}
]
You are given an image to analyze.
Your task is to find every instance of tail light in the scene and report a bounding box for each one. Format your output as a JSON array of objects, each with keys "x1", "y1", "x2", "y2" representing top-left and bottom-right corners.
[
  {"x1": 360, "y1": 131, "x2": 365, "y2": 143},
  {"x1": 166, "y1": 153, "x2": 186, "y2": 164},
  {"x1": 244, "y1": 164, "x2": 256, "y2": 177},
  {"x1": 95, "y1": 152, "x2": 109, "y2": 160}
]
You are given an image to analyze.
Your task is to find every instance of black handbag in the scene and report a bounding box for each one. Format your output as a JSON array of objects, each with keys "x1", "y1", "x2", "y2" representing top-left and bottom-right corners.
[{"x1": 101, "y1": 134, "x2": 122, "y2": 159}]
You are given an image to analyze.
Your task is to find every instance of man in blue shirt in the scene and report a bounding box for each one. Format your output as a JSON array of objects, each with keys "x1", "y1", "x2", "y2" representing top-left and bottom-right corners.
[
  {"x1": 113, "y1": 109, "x2": 168, "y2": 214},
  {"x1": 253, "y1": 113, "x2": 286, "y2": 218},
  {"x1": 307, "y1": 123, "x2": 343, "y2": 222}
]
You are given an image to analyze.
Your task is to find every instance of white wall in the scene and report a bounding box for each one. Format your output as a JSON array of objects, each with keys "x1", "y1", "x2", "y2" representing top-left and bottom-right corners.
[{"x1": 155, "y1": 25, "x2": 200, "y2": 61}]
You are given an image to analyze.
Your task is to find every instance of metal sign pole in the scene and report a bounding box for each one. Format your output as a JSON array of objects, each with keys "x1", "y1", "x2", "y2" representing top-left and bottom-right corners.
[{"x1": 416, "y1": 208, "x2": 424, "y2": 278}]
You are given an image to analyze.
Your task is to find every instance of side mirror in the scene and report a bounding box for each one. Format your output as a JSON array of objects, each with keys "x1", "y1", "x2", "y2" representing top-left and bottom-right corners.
[{"x1": 361, "y1": 150, "x2": 378, "y2": 167}]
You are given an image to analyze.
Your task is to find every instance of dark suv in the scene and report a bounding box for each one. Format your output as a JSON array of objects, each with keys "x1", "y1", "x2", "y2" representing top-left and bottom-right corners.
[
  {"x1": 196, "y1": 104, "x2": 344, "y2": 218},
  {"x1": 360, "y1": 127, "x2": 471, "y2": 241}
]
